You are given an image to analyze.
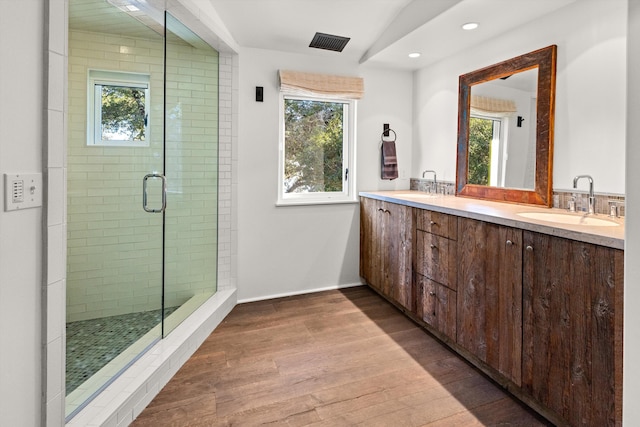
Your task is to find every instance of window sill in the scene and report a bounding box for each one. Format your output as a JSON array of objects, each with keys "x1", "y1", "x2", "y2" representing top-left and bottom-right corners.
[{"x1": 276, "y1": 198, "x2": 359, "y2": 207}]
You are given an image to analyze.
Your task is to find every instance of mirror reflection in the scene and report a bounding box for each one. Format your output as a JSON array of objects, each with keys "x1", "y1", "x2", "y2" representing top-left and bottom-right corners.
[
  {"x1": 468, "y1": 68, "x2": 538, "y2": 189},
  {"x1": 456, "y1": 45, "x2": 556, "y2": 207}
]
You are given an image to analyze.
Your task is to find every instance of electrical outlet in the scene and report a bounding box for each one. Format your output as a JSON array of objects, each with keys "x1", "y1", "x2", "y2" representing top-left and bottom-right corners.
[{"x1": 4, "y1": 173, "x2": 42, "y2": 212}]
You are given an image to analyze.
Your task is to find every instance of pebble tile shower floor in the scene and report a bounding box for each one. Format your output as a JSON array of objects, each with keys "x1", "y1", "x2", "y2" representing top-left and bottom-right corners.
[{"x1": 66, "y1": 307, "x2": 178, "y2": 394}]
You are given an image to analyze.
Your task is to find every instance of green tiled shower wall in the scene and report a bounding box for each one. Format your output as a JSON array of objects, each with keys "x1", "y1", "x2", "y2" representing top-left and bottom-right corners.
[{"x1": 67, "y1": 29, "x2": 218, "y2": 322}]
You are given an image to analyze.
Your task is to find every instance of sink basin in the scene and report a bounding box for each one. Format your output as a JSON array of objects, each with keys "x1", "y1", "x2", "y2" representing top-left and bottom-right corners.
[
  {"x1": 517, "y1": 212, "x2": 619, "y2": 227},
  {"x1": 393, "y1": 192, "x2": 439, "y2": 199}
]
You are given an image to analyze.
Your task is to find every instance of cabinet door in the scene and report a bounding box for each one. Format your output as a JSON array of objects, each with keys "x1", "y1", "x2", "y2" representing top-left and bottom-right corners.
[
  {"x1": 457, "y1": 218, "x2": 523, "y2": 386},
  {"x1": 417, "y1": 275, "x2": 456, "y2": 340},
  {"x1": 359, "y1": 198, "x2": 413, "y2": 312},
  {"x1": 522, "y1": 231, "x2": 623, "y2": 426},
  {"x1": 360, "y1": 197, "x2": 381, "y2": 289},
  {"x1": 380, "y1": 202, "x2": 413, "y2": 311}
]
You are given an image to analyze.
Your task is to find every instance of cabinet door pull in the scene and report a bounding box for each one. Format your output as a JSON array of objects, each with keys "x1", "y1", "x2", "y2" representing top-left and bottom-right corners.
[
  {"x1": 526, "y1": 245, "x2": 534, "y2": 252},
  {"x1": 506, "y1": 240, "x2": 513, "y2": 246},
  {"x1": 429, "y1": 291, "x2": 436, "y2": 296},
  {"x1": 430, "y1": 244, "x2": 437, "y2": 249},
  {"x1": 430, "y1": 220, "x2": 436, "y2": 225}
]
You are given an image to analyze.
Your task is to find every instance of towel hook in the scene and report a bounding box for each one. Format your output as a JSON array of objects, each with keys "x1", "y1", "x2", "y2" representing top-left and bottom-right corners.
[{"x1": 381, "y1": 128, "x2": 396, "y2": 143}]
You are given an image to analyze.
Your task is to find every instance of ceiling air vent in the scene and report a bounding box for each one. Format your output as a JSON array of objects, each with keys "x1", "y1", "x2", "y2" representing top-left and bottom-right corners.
[{"x1": 309, "y1": 32, "x2": 350, "y2": 52}]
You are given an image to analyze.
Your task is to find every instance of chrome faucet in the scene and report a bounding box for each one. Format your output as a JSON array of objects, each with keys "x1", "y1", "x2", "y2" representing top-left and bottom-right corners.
[
  {"x1": 573, "y1": 175, "x2": 595, "y2": 215},
  {"x1": 422, "y1": 170, "x2": 437, "y2": 192}
]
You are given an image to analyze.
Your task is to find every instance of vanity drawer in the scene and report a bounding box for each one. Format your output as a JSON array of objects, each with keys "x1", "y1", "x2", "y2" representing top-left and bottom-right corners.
[
  {"x1": 415, "y1": 230, "x2": 457, "y2": 290},
  {"x1": 415, "y1": 209, "x2": 457, "y2": 239},
  {"x1": 416, "y1": 274, "x2": 457, "y2": 340}
]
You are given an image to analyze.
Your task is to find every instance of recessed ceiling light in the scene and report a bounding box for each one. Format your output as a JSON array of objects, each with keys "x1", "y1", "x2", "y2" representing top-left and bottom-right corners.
[
  {"x1": 462, "y1": 22, "x2": 479, "y2": 31},
  {"x1": 408, "y1": 52, "x2": 421, "y2": 58},
  {"x1": 125, "y1": 5, "x2": 140, "y2": 11}
]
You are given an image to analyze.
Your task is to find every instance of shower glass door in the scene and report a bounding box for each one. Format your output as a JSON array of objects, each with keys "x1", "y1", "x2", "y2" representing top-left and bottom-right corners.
[
  {"x1": 162, "y1": 13, "x2": 219, "y2": 335},
  {"x1": 65, "y1": 2, "x2": 165, "y2": 417},
  {"x1": 66, "y1": 2, "x2": 218, "y2": 420}
]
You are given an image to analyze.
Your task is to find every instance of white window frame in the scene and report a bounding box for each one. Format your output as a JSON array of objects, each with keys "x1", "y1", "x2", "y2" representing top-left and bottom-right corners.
[
  {"x1": 277, "y1": 92, "x2": 357, "y2": 206},
  {"x1": 87, "y1": 69, "x2": 151, "y2": 147}
]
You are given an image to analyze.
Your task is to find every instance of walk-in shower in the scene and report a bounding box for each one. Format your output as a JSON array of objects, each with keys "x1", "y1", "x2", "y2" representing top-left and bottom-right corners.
[{"x1": 66, "y1": 0, "x2": 219, "y2": 419}]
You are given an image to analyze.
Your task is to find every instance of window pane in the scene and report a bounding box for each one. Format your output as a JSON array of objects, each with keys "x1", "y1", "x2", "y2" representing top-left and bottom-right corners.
[
  {"x1": 284, "y1": 99, "x2": 345, "y2": 193},
  {"x1": 100, "y1": 85, "x2": 147, "y2": 141}
]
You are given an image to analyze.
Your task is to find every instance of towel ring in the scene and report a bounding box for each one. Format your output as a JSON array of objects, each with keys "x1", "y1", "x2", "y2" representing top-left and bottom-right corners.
[{"x1": 381, "y1": 128, "x2": 396, "y2": 142}]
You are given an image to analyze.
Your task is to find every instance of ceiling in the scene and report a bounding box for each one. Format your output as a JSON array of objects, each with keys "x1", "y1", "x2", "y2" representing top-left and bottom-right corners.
[
  {"x1": 69, "y1": 0, "x2": 163, "y2": 40},
  {"x1": 70, "y1": 0, "x2": 577, "y2": 71},
  {"x1": 208, "y1": 0, "x2": 576, "y2": 70}
]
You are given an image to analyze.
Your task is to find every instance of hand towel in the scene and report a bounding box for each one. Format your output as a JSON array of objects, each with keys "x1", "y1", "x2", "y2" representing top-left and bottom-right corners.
[{"x1": 381, "y1": 140, "x2": 398, "y2": 180}]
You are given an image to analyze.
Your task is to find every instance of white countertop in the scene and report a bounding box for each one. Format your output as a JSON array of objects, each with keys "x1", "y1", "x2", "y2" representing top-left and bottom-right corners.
[{"x1": 359, "y1": 190, "x2": 624, "y2": 250}]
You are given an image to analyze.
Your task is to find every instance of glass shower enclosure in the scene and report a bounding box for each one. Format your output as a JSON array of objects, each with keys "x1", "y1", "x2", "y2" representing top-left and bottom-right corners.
[{"x1": 66, "y1": 1, "x2": 218, "y2": 419}]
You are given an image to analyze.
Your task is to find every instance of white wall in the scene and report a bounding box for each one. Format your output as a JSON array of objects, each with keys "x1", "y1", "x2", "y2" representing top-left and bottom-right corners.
[
  {"x1": 0, "y1": 1, "x2": 44, "y2": 425},
  {"x1": 236, "y1": 48, "x2": 413, "y2": 301},
  {"x1": 413, "y1": 0, "x2": 627, "y2": 194},
  {"x1": 625, "y1": 1, "x2": 640, "y2": 424}
]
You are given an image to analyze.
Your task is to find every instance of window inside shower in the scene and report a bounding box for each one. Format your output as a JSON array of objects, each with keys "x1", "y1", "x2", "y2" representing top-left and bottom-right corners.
[
  {"x1": 66, "y1": 1, "x2": 219, "y2": 420},
  {"x1": 87, "y1": 70, "x2": 150, "y2": 147}
]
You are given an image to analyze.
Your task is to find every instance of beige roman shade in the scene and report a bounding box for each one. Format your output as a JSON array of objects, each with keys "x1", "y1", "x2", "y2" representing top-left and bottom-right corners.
[
  {"x1": 278, "y1": 70, "x2": 364, "y2": 99},
  {"x1": 471, "y1": 95, "x2": 517, "y2": 115}
]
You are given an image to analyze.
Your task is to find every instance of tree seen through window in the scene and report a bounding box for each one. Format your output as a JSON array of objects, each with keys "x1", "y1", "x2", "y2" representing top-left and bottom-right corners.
[
  {"x1": 284, "y1": 99, "x2": 345, "y2": 193},
  {"x1": 100, "y1": 85, "x2": 147, "y2": 141}
]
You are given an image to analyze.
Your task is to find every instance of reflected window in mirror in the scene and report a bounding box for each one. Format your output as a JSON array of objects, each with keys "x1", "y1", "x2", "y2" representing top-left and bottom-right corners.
[
  {"x1": 468, "y1": 115, "x2": 500, "y2": 186},
  {"x1": 469, "y1": 68, "x2": 538, "y2": 190}
]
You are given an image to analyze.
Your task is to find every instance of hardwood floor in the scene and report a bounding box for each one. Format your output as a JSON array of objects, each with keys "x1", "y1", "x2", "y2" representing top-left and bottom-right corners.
[{"x1": 132, "y1": 286, "x2": 550, "y2": 426}]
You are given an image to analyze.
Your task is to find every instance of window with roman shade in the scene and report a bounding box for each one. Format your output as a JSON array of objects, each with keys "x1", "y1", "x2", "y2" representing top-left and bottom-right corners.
[{"x1": 277, "y1": 70, "x2": 364, "y2": 206}]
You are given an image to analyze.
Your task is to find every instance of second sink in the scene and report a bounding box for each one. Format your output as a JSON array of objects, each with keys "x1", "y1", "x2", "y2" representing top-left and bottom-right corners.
[
  {"x1": 517, "y1": 212, "x2": 619, "y2": 227},
  {"x1": 393, "y1": 192, "x2": 439, "y2": 199}
]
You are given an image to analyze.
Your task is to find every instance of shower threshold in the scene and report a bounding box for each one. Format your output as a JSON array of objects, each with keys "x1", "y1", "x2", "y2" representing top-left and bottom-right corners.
[{"x1": 65, "y1": 293, "x2": 213, "y2": 420}]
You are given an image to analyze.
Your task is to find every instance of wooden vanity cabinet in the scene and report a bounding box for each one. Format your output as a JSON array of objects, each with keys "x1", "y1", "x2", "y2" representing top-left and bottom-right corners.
[
  {"x1": 522, "y1": 231, "x2": 623, "y2": 426},
  {"x1": 456, "y1": 219, "x2": 623, "y2": 425},
  {"x1": 360, "y1": 196, "x2": 623, "y2": 426},
  {"x1": 360, "y1": 197, "x2": 414, "y2": 312},
  {"x1": 456, "y1": 217, "x2": 524, "y2": 386}
]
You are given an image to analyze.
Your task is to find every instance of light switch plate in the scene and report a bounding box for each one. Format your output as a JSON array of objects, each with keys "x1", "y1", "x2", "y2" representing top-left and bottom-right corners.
[{"x1": 4, "y1": 173, "x2": 42, "y2": 211}]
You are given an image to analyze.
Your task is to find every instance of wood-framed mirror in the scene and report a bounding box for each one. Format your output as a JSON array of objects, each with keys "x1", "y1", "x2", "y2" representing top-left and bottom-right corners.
[{"x1": 456, "y1": 45, "x2": 557, "y2": 206}]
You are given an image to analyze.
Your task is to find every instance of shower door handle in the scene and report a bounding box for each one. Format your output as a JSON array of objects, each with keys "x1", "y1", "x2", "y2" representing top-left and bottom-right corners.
[{"x1": 143, "y1": 173, "x2": 167, "y2": 213}]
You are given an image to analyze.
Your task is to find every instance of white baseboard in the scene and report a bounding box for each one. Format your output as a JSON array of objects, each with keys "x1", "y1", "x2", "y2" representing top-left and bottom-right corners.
[{"x1": 237, "y1": 282, "x2": 364, "y2": 304}]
